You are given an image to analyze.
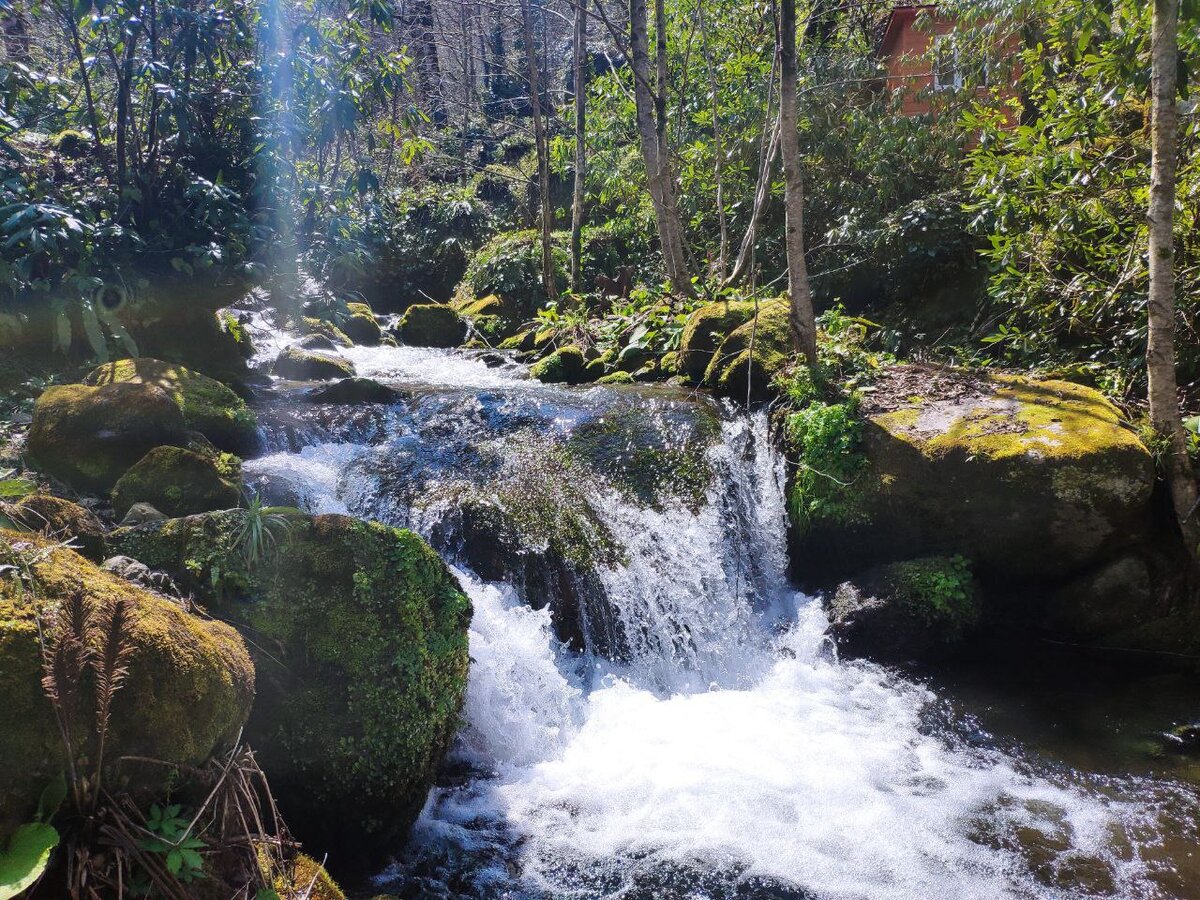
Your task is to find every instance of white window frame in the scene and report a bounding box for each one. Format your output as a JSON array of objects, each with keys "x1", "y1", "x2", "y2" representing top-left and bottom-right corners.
[{"x1": 932, "y1": 35, "x2": 963, "y2": 91}]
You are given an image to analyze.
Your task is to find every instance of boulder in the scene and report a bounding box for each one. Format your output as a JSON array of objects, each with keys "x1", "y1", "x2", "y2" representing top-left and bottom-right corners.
[
  {"x1": 26, "y1": 383, "x2": 188, "y2": 493},
  {"x1": 109, "y1": 510, "x2": 471, "y2": 872},
  {"x1": 120, "y1": 502, "x2": 167, "y2": 527},
  {"x1": 703, "y1": 298, "x2": 791, "y2": 401},
  {"x1": 296, "y1": 332, "x2": 338, "y2": 352},
  {"x1": 790, "y1": 365, "x2": 1157, "y2": 586},
  {"x1": 679, "y1": 300, "x2": 756, "y2": 383},
  {"x1": 0, "y1": 532, "x2": 254, "y2": 841},
  {"x1": 342, "y1": 302, "x2": 383, "y2": 346},
  {"x1": 827, "y1": 556, "x2": 982, "y2": 663},
  {"x1": 529, "y1": 346, "x2": 591, "y2": 385},
  {"x1": 102, "y1": 555, "x2": 182, "y2": 597},
  {"x1": 111, "y1": 446, "x2": 242, "y2": 519},
  {"x1": 2, "y1": 493, "x2": 106, "y2": 560},
  {"x1": 301, "y1": 317, "x2": 353, "y2": 348},
  {"x1": 84, "y1": 358, "x2": 258, "y2": 454},
  {"x1": 395, "y1": 304, "x2": 468, "y2": 348},
  {"x1": 306, "y1": 377, "x2": 403, "y2": 405},
  {"x1": 273, "y1": 347, "x2": 356, "y2": 381}
]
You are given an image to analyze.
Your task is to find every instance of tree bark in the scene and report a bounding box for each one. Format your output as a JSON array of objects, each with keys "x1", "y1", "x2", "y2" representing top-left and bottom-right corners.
[
  {"x1": 520, "y1": 0, "x2": 558, "y2": 303},
  {"x1": 570, "y1": 0, "x2": 588, "y2": 292},
  {"x1": 1147, "y1": 0, "x2": 1200, "y2": 557},
  {"x1": 628, "y1": 0, "x2": 694, "y2": 296},
  {"x1": 696, "y1": 0, "x2": 727, "y2": 281},
  {"x1": 778, "y1": 0, "x2": 817, "y2": 363}
]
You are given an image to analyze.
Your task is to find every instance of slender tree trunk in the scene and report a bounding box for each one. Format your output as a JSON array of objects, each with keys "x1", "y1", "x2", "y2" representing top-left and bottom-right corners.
[
  {"x1": 1148, "y1": 0, "x2": 1200, "y2": 557},
  {"x1": 58, "y1": 3, "x2": 107, "y2": 170},
  {"x1": 521, "y1": 0, "x2": 558, "y2": 303},
  {"x1": 652, "y1": 0, "x2": 694, "y2": 296},
  {"x1": 570, "y1": 0, "x2": 588, "y2": 292},
  {"x1": 697, "y1": 0, "x2": 727, "y2": 281},
  {"x1": 628, "y1": 0, "x2": 693, "y2": 296},
  {"x1": 778, "y1": 0, "x2": 817, "y2": 363},
  {"x1": 725, "y1": 50, "x2": 779, "y2": 288}
]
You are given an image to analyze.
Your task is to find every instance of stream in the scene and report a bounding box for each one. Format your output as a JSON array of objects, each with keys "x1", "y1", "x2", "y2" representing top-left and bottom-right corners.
[{"x1": 242, "y1": 325, "x2": 1200, "y2": 900}]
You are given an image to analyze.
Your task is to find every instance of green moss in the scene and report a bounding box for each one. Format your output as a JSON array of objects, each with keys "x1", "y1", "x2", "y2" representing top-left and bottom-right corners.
[
  {"x1": 274, "y1": 854, "x2": 346, "y2": 900},
  {"x1": 109, "y1": 511, "x2": 471, "y2": 867},
  {"x1": 301, "y1": 317, "x2": 353, "y2": 348},
  {"x1": 396, "y1": 304, "x2": 468, "y2": 348},
  {"x1": 887, "y1": 555, "x2": 981, "y2": 640},
  {"x1": 498, "y1": 328, "x2": 537, "y2": 352},
  {"x1": 273, "y1": 347, "x2": 356, "y2": 381},
  {"x1": 27, "y1": 382, "x2": 189, "y2": 492},
  {"x1": 111, "y1": 446, "x2": 241, "y2": 519},
  {"x1": 3, "y1": 493, "x2": 106, "y2": 560},
  {"x1": 0, "y1": 478, "x2": 36, "y2": 500},
  {"x1": 452, "y1": 229, "x2": 568, "y2": 321},
  {"x1": 342, "y1": 302, "x2": 383, "y2": 346},
  {"x1": 529, "y1": 346, "x2": 590, "y2": 384},
  {"x1": 0, "y1": 532, "x2": 254, "y2": 842},
  {"x1": 704, "y1": 299, "x2": 792, "y2": 401},
  {"x1": 596, "y1": 370, "x2": 635, "y2": 385},
  {"x1": 678, "y1": 300, "x2": 756, "y2": 383},
  {"x1": 84, "y1": 358, "x2": 258, "y2": 454}
]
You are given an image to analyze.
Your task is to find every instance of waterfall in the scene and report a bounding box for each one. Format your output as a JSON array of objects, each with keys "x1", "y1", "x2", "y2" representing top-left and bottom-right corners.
[{"x1": 243, "y1": 335, "x2": 1198, "y2": 900}]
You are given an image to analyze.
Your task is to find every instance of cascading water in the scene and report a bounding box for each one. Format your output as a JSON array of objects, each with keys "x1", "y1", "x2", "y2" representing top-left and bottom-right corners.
[{"x1": 244, "y1": 326, "x2": 1200, "y2": 900}]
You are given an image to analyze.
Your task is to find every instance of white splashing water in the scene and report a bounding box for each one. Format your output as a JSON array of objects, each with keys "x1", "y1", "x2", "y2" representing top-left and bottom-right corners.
[{"x1": 244, "y1": 341, "x2": 1193, "y2": 900}]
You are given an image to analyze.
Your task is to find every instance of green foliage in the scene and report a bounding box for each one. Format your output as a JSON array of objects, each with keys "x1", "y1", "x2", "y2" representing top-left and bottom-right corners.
[
  {"x1": 236, "y1": 495, "x2": 295, "y2": 569},
  {"x1": 783, "y1": 398, "x2": 867, "y2": 534},
  {"x1": 889, "y1": 555, "x2": 980, "y2": 637},
  {"x1": 137, "y1": 804, "x2": 206, "y2": 884},
  {"x1": 0, "y1": 821, "x2": 59, "y2": 899}
]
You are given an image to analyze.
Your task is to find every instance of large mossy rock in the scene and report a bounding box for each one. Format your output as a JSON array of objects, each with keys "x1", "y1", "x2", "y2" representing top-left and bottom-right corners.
[
  {"x1": 1, "y1": 493, "x2": 106, "y2": 560},
  {"x1": 678, "y1": 300, "x2": 756, "y2": 384},
  {"x1": 529, "y1": 345, "x2": 591, "y2": 384},
  {"x1": 703, "y1": 298, "x2": 791, "y2": 401},
  {"x1": 343, "y1": 302, "x2": 383, "y2": 346},
  {"x1": 26, "y1": 383, "x2": 188, "y2": 493},
  {"x1": 827, "y1": 555, "x2": 982, "y2": 663},
  {"x1": 791, "y1": 366, "x2": 1156, "y2": 586},
  {"x1": 273, "y1": 346, "x2": 356, "y2": 381},
  {"x1": 395, "y1": 304, "x2": 468, "y2": 348},
  {"x1": 301, "y1": 317, "x2": 354, "y2": 348},
  {"x1": 84, "y1": 358, "x2": 258, "y2": 454},
  {"x1": 109, "y1": 510, "x2": 472, "y2": 872},
  {"x1": 111, "y1": 446, "x2": 242, "y2": 519},
  {"x1": 0, "y1": 532, "x2": 254, "y2": 841}
]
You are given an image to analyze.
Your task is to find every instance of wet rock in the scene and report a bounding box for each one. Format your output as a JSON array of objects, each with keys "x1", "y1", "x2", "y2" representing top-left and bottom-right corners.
[
  {"x1": 827, "y1": 556, "x2": 982, "y2": 663},
  {"x1": 301, "y1": 317, "x2": 354, "y2": 348},
  {"x1": 274, "y1": 346, "x2": 356, "y2": 381},
  {"x1": 343, "y1": 302, "x2": 383, "y2": 346},
  {"x1": 2, "y1": 493, "x2": 107, "y2": 560},
  {"x1": 678, "y1": 301, "x2": 756, "y2": 384},
  {"x1": 101, "y1": 555, "x2": 182, "y2": 598},
  {"x1": 296, "y1": 332, "x2": 338, "y2": 351},
  {"x1": 792, "y1": 365, "x2": 1157, "y2": 586},
  {"x1": 1044, "y1": 554, "x2": 1154, "y2": 642},
  {"x1": 111, "y1": 446, "x2": 242, "y2": 519},
  {"x1": 703, "y1": 298, "x2": 791, "y2": 401},
  {"x1": 120, "y1": 502, "x2": 167, "y2": 526},
  {"x1": 84, "y1": 357, "x2": 259, "y2": 454},
  {"x1": 1159, "y1": 723, "x2": 1200, "y2": 755},
  {"x1": 109, "y1": 510, "x2": 471, "y2": 874},
  {"x1": 27, "y1": 382, "x2": 188, "y2": 492},
  {"x1": 395, "y1": 304, "x2": 468, "y2": 348},
  {"x1": 306, "y1": 377, "x2": 402, "y2": 405},
  {"x1": 529, "y1": 346, "x2": 591, "y2": 385},
  {"x1": 0, "y1": 533, "x2": 254, "y2": 842}
]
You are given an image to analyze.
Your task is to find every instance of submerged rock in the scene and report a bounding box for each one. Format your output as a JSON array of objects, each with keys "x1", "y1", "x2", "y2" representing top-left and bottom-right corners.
[
  {"x1": 828, "y1": 556, "x2": 982, "y2": 663},
  {"x1": 395, "y1": 303, "x2": 468, "y2": 348},
  {"x1": 2, "y1": 493, "x2": 106, "y2": 560},
  {"x1": 0, "y1": 532, "x2": 254, "y2": 842},
  {"x1": 26, "y1": 382, "x2": 188, "y2": 492},
  {"x1": 306, "y1": 377, "x2": 402, "y2": 405},
  {"x1": 273, "y1": 346, "x2": 356, "y2": 381},
  {"x1": 109, "y1": 510, "x2": 472, "y2": 872},
  {"x1": 791, "y1": 366, "x2": 1156, "y2": 586},
  {"x1": 111, "y1": 446, "x2": 242, "y2": 519},
  {"x1": 84, "y1": 357, "x2": 259, "y2": 454}
]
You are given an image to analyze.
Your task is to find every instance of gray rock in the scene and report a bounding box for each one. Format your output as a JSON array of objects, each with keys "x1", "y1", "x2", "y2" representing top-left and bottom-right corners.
[{"x1": 120, "y1": 502, "x2": 167, "y2": 526}]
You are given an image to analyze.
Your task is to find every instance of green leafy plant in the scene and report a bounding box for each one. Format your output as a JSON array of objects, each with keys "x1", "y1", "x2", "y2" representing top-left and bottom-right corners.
[
  {"x1": 137, "y1": 804, "x2": 207, "y2": 883},
  {"x1": 236, "y1": 494, "x2": 295, "y2": 569},
  {"x1": 0, "y1": 777, "x2": 65, "y2": 900}
]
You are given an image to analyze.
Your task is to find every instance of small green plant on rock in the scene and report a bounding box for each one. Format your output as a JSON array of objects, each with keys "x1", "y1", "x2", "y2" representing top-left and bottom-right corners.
[{"x1": 891, "y1": 555, "x2": 980, "y2": 640}]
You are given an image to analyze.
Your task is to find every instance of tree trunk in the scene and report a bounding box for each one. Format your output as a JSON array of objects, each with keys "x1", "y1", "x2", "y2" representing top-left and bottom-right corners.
[
  {"x1": 778, "y1": 0, "x2": 817, "y2": 363},
  {"x1": 1148, "y1": 0, "x2": 1200, "y2": 557},
  {"x1": 628, "y1": 0, "x2": 694, "y2": 296},
  {"x1": 520, "y1": 0, "x2": 558, "y2": 303},
  {"x1": 697, "y1": 0, "x2": 727, "y2": 281},
  {"x1": 571, "y1": 0, "x2": 588, "y2": 292}
]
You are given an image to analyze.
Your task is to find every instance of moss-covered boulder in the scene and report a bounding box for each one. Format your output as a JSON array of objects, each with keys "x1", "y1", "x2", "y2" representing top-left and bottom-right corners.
[
  {"x1": 828, "y1": 555, "x2": 982, "y2": 663},
  {"x1": 452, "y1": 229, "x2": 568, "y2": 322},
  {"x1": 84, "y1": 358, "x2": 258, "y2": 454},
  {"x1": 26, "y1": 383, "x2": 188, "y2": 493},
  {"x1": 0, "y1": 532, "x2": 254, "y2": 841},
  {"x1": 2, "y1": 493, "x2": 106, "y2": 560},
  {"x1": 791, "y1": 366, "x2": 1157, "y2": 586},
  {"x1": 703, "y1": 299, "x2": 791, "y2": 401},
  {"x1": 301, "y1": 317, "x2": 353, "y2": 348},
  {"x1": 395, "y1": 304, "x2": 468, "y2": 348},
  {"x1": 109, "y1": 510, "x2": 472, "y2": 872},
  {"x1": 274, "y1": 347, "x2": 356, "y2": 381},
  {"x1": 529, "y1": 346, "x2": 591, "y2": 384},
  {"x1": 679, "y1": 300, "x2": 756, "y2": 384},
  {"x1": 306, "y1": 377, "x2": 403, "y2": 405},
  {"x1": 111, "y1": 446, "x2": 242, "y2": 519},
  {"x1": 273, "y1": 853, "x2": 346, "y2": 900},
  {"x1": 342, "y1": 302, "x2": 383, "y2": 346}
]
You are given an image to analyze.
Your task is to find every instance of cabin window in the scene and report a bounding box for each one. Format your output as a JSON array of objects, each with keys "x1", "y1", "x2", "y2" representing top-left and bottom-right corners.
[{"x1": 932, "y1": 36, "x2": 963, "y2": 90}]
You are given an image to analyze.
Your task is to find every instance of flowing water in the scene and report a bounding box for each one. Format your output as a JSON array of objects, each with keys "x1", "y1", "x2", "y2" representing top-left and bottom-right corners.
[{"x1": 244, "y1": 326, "x2": 1200, "y2": 900}]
